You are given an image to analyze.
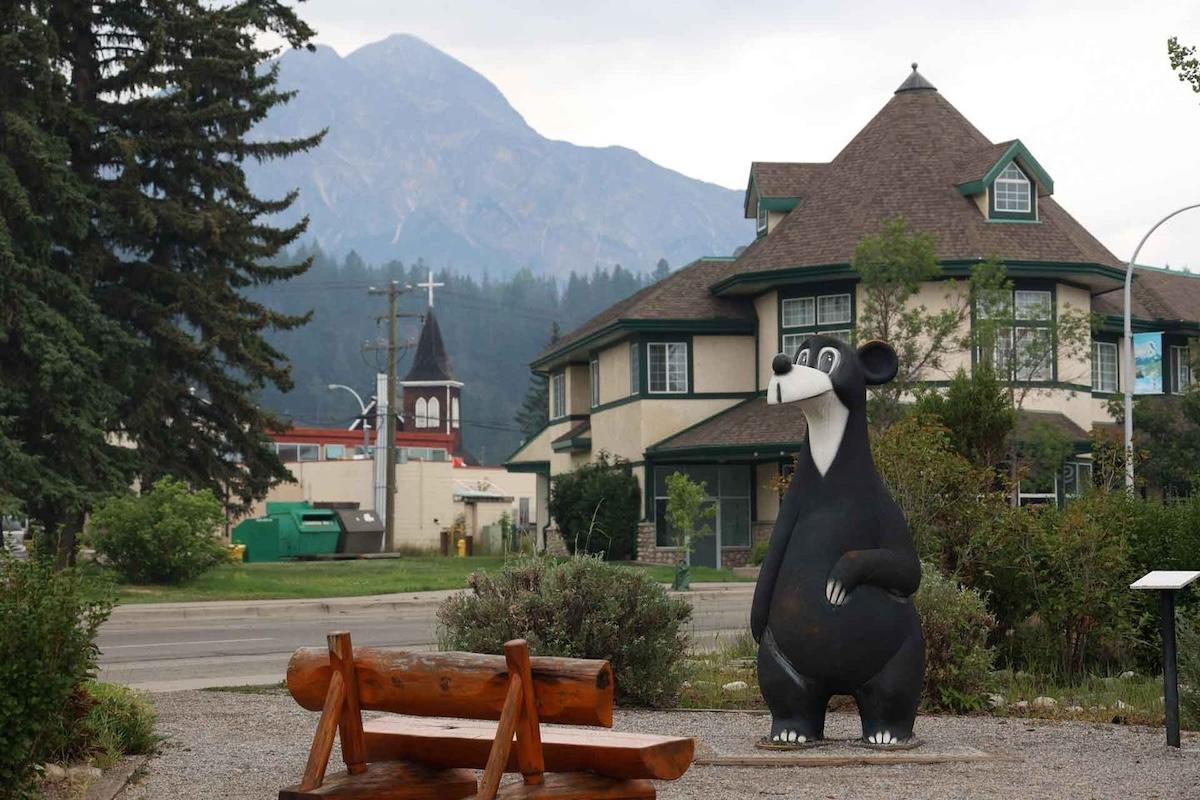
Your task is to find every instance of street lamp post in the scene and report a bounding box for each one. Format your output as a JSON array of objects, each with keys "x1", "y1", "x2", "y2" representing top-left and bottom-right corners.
[
  {"x1": 1123, "y1": 204, "x2": 1200, "y2": 491},
  {"x1": 327, "y1": 383, "x2": 370, "y2": 454}
]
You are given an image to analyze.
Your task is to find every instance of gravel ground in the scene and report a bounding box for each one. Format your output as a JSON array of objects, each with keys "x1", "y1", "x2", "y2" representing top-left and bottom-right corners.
[{"x1": 122, "y1": 690, "x2": 1200, "y2": 800}]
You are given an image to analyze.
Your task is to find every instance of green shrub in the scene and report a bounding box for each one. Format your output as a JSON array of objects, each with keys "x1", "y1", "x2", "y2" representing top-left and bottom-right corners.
[
  {"x1": 87, "y1": 476, "x2": 226, "y2": 584},
  {"x1": 750, "y1": 536, "x2": 769, "y2": 566},
  {"x1": 1180, "y1": 617, "x2": 1200, "y2": 730},
  {"x1": 1010, "y1": 492, "x2": 1136, "y2": 676},
  {"x1": 45, "y1": 682, "x2": 157, "y2": 769},
  {"x1": 436, "y1": 556, "x2": 691, "y2": 707},
  {"x1": 873, "y1": 415, "x2": 1010, "y2": 581},
  {"x1": 548, "y1": 453, "x2": 641, "y2": 561},
  {"x1": 914, "y1": 565, "x2": 996, "y2": 711},
  {"x1": 1127, "y1": 494, "x2": 1200, "y2": 669},
  {"x1": 0, "y1": 558, "x2": 113, "y2": 799}
]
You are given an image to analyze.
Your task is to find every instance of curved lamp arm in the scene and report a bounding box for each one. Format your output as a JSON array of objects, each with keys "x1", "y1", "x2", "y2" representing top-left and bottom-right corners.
[{"x1": 1123, "y1": 203, "x2": 1200, "y2": 491}]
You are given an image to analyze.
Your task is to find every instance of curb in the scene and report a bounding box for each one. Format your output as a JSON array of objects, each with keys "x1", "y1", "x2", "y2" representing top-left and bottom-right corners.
[
  {"x1": 106, "y1": 583, "x2": 754, "y2": 624},
  {"x1": 84, "y1": 754, "x2": 149, "y2": 800}
]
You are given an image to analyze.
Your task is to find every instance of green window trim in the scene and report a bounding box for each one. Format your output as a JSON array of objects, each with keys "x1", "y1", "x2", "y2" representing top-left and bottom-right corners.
[
  {"x1": 776, "y1": 282, "x2": 857, "y2": 357},
  {"x1": 971, "y1": 282, "x2": 1058, "y2": 384}
]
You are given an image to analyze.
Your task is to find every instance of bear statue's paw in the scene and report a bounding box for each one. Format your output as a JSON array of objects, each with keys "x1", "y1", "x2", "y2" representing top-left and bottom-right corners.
[
  {"x1": 772, "y1": 730, "x2": 808, "y2": 744},
  {"x1": 867, "y1": 731, "x2": 897, "y2": 745},
  {"x1": 825, "y1": 579, "x2": 849, "y2": 606}
]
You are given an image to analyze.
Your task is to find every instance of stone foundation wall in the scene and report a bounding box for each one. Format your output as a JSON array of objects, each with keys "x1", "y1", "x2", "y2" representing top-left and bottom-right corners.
[
  {"x1": 721, "y1": 547, "x2": 752, "y2": 567},
  {"x1": 753, "y1": 521, "x2": 773, "y2": 545},
  {"x1": 543, "y1": 527, "x2": 569, "y2": 556},
  {"x1": 636, "y1": 522, "x2": 678, "y2": 564}
]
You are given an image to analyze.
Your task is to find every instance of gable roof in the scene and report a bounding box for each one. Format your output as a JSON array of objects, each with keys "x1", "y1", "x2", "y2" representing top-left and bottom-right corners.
[
  {"x1": 404, "y1": 308, "x2": 456, "y2": 381},
  {"x1": 532, "y1": 257, "x2": 756, "y2": 369},
  {"x1": 711, "y1": 69, "x2": 1121, "y2": 292},
  {"x1": 954, "y1": 139, "x2": 1054, "y2": 197},
  {"x1": 745, "y1": 162, "x2": 828, "y2": 216}
]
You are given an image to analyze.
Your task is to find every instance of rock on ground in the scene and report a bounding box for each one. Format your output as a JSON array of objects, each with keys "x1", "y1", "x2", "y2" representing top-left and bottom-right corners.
[{"x1": 121, "y1": 690, "x2": 1200, "y2": 800}]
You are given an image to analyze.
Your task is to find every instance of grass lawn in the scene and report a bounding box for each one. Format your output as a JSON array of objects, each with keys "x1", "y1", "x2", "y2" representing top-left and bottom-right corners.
[{"x1": 113, "y1": 556, "x2": 751, "y2": 604}]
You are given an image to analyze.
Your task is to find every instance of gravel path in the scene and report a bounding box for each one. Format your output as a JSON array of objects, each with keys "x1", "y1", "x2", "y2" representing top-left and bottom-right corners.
[{"x1": 122, "y1": 690, "x2": 1200, "y2": 799}]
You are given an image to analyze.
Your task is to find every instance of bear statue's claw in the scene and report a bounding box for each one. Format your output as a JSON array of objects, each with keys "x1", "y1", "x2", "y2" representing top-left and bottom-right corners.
[{"x1": 825, "y1": 580, "x2": 848, "y2": 606}]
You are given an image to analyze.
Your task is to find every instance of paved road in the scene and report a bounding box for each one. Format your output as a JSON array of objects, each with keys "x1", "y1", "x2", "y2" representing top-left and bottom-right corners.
[{"x1": 97, "y1": 586, "x2": 754, "y2": 692}]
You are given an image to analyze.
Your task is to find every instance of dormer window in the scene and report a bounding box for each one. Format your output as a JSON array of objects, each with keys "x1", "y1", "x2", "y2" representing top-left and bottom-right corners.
[
  {"x1": 993, "y1": 162, "x2": 1031, "y2": 213},
  {"x1": 756, "y1": 204, "x2": 768, "y2": 236}
]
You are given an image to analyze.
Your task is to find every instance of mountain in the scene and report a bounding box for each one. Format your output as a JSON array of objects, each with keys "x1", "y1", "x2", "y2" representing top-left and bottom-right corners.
[{"x1": 246, "y1": 35, "x2": 751, "y2": 275}]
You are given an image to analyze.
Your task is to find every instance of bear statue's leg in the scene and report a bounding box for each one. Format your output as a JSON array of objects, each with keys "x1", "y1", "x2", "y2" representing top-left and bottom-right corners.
[
  {"x1": 758, "y1": 628, "x2": 830, "y2": 743},
  {"x1": 852, "y1": 622, "x2": 924, "y2": 745}
]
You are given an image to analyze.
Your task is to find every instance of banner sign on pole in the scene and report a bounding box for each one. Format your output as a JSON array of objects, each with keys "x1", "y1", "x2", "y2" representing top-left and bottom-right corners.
[{"x1": 1133, "y1": 332, "x2": 1164, "y2": 395}]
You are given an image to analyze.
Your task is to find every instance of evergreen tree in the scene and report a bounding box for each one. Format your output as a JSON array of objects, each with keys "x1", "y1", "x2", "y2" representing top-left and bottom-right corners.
[
  {"x1": 0, "y1": 2, "x2": 136, "y2": 554},
  {"x1": 653, "y1": 257, "x2": 670, "y2": 281},
  {"x1": 53, "y1": 1, "x2": 324, "y2": 514},
  {"x1": 515, "y1": 322, "x2": 559, "y2": 440}
]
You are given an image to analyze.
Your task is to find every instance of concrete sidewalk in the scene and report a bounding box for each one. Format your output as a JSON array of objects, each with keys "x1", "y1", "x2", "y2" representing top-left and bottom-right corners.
[{"x1": 107, "y1": 582, "x2": 755, "y2": 624}]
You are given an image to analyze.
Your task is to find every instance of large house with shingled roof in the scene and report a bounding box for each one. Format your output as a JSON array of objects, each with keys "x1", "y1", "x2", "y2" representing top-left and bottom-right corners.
[{"x1": 506, "y1": 65, "x2": 1200, "y2": 568}]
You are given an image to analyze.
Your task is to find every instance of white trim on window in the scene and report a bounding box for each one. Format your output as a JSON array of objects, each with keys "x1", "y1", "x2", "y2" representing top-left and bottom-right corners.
[
  {"x1": 551, "y1": 372, "x2": 566, "y2": 419},
  {"x1": 756, "y1": 204, "x2": 768, "y2": 235},
  {"x1": 427, "y1": 396, "x2": 440, "y2": 429},
  {"x1": 1092, "y1": 341, "x2": 1118, "y2": 393},
  {"x1": 781, "y1": 297, "x2": 815, "y2": 329},
  {"x1": 993, "y1": 162, "x2": 1031, "y2": 213},
  {"x1": 589, "y1": 359, "x2": 600, "y2": 407},
  {"x1": 629, "y1": 342, "x2": 640, "y2": 396},
  {"x1": 451, "y1": 396, "x2": 460, "y2": 429},
  {"x1": 817, "y1": 294, "x2": 852, "y2": 325},
  {"x1": 414, "y1": 397, "x2": 428, "y2": 428},
  {"x1": 647, "y1": 342, "x2": 688, "y2": 394},
  {"x1": 1171, "y1": 345, "x2": 1192, "y2": 394}
]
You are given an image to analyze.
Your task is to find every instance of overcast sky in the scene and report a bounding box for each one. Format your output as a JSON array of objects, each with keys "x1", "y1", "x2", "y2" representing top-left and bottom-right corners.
[{"x1": 294, "y1": 0, "x2": 1200, "y2": 270}]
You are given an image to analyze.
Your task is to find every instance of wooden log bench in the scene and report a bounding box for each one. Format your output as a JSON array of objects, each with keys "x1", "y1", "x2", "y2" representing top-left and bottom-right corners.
[{"x1": 279, "y1": 632, "x2": 694, "y2": 800}]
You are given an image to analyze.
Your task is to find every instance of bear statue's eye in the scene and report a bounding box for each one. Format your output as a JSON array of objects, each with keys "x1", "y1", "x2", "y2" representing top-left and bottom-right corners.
[
  {"x1": 796, "y1": 348, "x2": 810, "y2": 367},
  {"x1": 816, "y1": 347, "x2": 840, "y2": 374}
]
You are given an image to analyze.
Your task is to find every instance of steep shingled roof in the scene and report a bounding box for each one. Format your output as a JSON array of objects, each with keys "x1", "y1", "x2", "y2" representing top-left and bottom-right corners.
[
  {"x1": 713, "y1": 71, "x2": 1121, "y2": 286},
  {"x1": 404, "y1": 308, "x2": 456, "y2": 381},
  {"x1": 748, "y1": 162, "x2": 827, "y2": 202},
  {"x1": 648, "y1": 397, "x2": 807, "y2": 454},
  {"x1": 535, "y1": 257, "x2": 756, "y2": 363}
]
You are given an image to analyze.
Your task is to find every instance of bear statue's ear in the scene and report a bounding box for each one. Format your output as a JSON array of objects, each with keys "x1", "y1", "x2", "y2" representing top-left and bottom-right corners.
[{"x1": 857, "y1": 340, "x2": 898, "y2": 385}]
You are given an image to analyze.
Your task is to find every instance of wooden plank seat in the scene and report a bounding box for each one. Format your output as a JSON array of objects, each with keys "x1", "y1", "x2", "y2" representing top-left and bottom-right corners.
[{"x1": 279, "y1": 632, "x2": 694, "y2": 800}]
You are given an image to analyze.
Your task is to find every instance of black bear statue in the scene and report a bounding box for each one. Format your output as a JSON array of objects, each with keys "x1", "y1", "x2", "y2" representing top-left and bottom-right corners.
[{"x1": 751, "y1": 335, "x2": 924, "y2": 747}]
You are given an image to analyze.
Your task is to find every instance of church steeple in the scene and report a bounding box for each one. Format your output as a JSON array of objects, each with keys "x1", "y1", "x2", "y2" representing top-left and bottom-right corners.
[{"x1": 404, "y1": 309, "x2": 456, "y2": 382}]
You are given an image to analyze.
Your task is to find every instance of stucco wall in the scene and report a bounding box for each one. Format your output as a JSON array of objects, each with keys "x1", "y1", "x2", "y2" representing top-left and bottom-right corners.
[
  {"x1": 640, "y1": 397, "x2": 744, "y2": 449},
  {"x1": 590, "y1": 401, "x2": 644, "y2": 463},
  {"x1": 755, "y1": 291, "x2": 779, "y2": 392},
  {"x1": 693, "y1": 335, "x2": 756, "y2": 393},
  {"x1": 566, "y1": 363, "x2": 590, "y2": 415},
  {"x1": 597, "y1": 341, "x2": 632, "y2": 405},
  {"x1": 1057, "y1": 283, "x2": 1092, "y2": 387},
  {"x1": 1020, "y1": 387, "x2": 1094, "y2": 432},
  {"x1": 246, "y1": 461, "x2": 534, "y2": 550}
]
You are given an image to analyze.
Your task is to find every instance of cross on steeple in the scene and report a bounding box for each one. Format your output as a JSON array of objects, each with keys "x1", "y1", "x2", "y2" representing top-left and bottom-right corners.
[{"x1": 417, "y1": 269, "x2": 445, "y2": 308}]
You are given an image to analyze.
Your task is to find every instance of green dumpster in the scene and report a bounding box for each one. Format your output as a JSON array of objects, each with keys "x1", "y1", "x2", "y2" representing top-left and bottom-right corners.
[
  {"x1": 231, "y1": 516, "x2": 281, "y2": 563},
  {"x1": 233, "y1": 502, "x2": 343, "y2": 561},
  {"x1": 268, "y1": 501, "x2": 341, "y2": 558}
]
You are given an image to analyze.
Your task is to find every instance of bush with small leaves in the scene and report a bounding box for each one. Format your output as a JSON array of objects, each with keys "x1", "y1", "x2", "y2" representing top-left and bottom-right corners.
[
  {"x1": 437, "y1": 556, "x2": 691, "y2": 707},
  {"x1": 0, "y1": 558, "x2": 113, "y2": 799},
  {"x1": 914, "y1": 565, "x2": 996, "y2": 712},
  {"x1": 87, "y1": 477, "x2": 226, "y2": 584}
]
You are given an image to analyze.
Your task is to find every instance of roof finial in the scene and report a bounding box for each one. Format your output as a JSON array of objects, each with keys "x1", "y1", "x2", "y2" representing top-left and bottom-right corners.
[{"x1": 895, "y1": 63, "x2": 936, "y2": 94}]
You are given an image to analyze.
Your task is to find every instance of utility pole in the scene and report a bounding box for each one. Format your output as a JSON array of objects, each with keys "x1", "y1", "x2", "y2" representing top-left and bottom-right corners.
[
  {"x1": 365, "y1": 281, "x2": 422, "y2": 552},
  {"x1": 367, "y1": 281, "x2": 407, "y2": 552}
]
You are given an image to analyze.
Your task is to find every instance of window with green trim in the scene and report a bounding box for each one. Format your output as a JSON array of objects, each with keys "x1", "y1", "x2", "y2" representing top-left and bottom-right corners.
[
  {"x1": 589, "y1": 359, "x2": 600, "y2": 407},
  {"x1": 652, "y1": 465, "x2": 751, "y2": 548},
  {"x1": 551, "y1": 372, "x2": 566, "y2": 419},
  {"x1": 647, "y1": 342, "x2": 687, "y2": 394},
  {"x1": 993, "y1": 162, "x2": 1031, "y2": 212},
  {"x1": 629, "y1": 342, "x2": 640, "y2": 396},
  {"x1": 975, "y1": 287, "x2": 1054, "y2": 383},
  {"x1": 780, "y1": 291, "x2": 853, "y2": 357},
  {"x1": 1092, "y1": 340, "x2": 1118, "y2": 393},
  {"x1": 1170, "y1": 345, "x2": 1191, "y2": 394},
  {"x1": 756, "y1": 204, "x2": 768, "y2": 236}
]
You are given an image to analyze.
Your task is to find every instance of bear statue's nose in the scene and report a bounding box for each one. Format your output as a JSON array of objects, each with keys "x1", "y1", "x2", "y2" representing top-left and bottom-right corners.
[{"x1": 772, "y1": 353, "x2": 793, "y2": 376}]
